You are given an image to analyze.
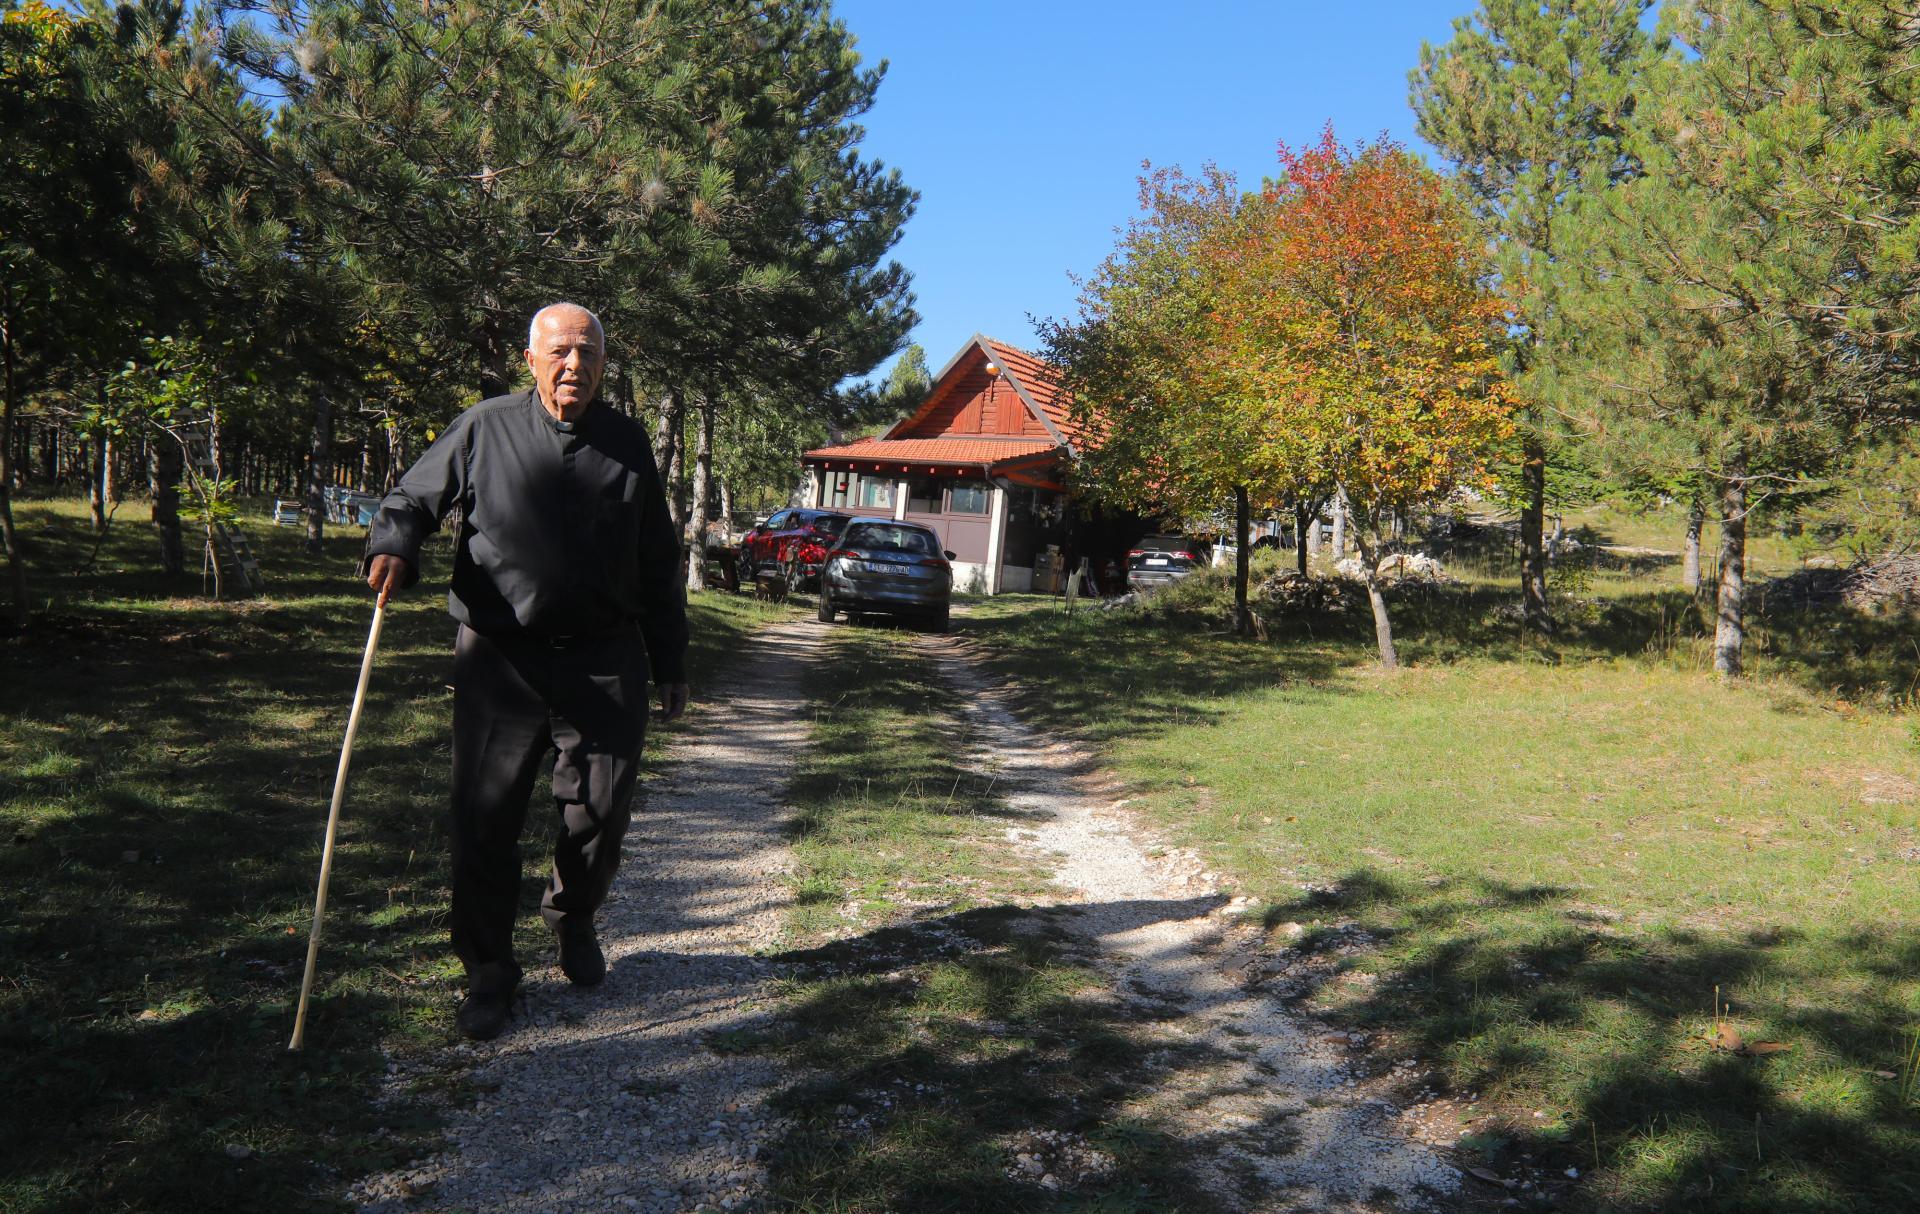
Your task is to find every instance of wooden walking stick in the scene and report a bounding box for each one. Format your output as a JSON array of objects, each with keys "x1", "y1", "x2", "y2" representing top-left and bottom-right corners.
[{"x1": 289, "y1": 599, "x2": 386, "y2": 1051}]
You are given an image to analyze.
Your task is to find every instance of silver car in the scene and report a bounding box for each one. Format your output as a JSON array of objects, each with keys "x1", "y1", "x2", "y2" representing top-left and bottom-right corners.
[{"x1": 818, "y1": 517, "x2": 954, "y2": 631}]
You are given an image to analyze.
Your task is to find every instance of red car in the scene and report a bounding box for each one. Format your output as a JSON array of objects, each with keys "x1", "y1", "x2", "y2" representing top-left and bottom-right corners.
[{"x1": 736, "y1": 508, "x2": 851, "y2": 592}]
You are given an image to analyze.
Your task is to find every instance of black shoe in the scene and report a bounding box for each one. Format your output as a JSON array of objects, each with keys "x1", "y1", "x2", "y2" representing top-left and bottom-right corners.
[
  {"x1": 556, "y1": 918, "x2": 605, "y2": 987},
  {"x1": 455, "y1": 988, "x2": 513, "y2": 1041}
]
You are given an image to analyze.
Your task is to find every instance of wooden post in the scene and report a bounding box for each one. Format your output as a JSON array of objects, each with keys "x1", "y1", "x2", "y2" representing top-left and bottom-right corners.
[{"x1": 984, "y1": 481, "x2": 1009, "y2": 595}]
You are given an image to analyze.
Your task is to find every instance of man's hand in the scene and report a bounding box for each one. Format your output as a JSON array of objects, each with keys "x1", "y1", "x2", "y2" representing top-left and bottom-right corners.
[
  {"x1": 366, "y1": 554, "x2": 409, "y2": 607},
  {"x1": 657, "y1": 682, "x2": 690, "y2": 723}
]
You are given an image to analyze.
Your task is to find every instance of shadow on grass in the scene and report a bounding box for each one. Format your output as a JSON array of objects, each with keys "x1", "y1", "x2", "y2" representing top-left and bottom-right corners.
[
  {"x1": 956, "y1": 604, "x2": 1349, "y2": 751},
  {"x1": 1257, "y1": 868, "x2": 1920, "y2": 1214},
  {"x1": 978, "y1": 561, "x2": 1919, "y2": 714},
  {"x1": 757, "y1": 901, "x2": 1236, "y2": 1214}
]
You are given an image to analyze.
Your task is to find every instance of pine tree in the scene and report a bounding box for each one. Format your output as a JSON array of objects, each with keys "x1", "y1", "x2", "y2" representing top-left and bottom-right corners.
[
  {"x1": 1560, "y1": 0, "x2": 1918, "y2": 677},
  {"x1": 1411, "y1": 0, "x2": 1657, "y2": 639}
]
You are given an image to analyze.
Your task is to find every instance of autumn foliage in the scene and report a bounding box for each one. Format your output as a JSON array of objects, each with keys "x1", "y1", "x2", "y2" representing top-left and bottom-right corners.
[
  {"x1": 1209, "y1": 130, "x2": 1513, "y2": 665},
  {"x1": 1210, "y1": 130, "x2": 1512, "y2": 524}
]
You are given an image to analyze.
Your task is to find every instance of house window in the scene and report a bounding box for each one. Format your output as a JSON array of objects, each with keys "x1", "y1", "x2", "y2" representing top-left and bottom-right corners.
[
  {"x1": 948, "y1": 479, "x2": 990, "y2": 515},
  {"x1": 858, "y1": 476, "x2": 894, "y2": 509},
  {"x1": 907, "y1": 476, "x2": 941, "y2": 513},
  {"x1": 825, "y1": 473, "x2": 853, "y2": 508}
]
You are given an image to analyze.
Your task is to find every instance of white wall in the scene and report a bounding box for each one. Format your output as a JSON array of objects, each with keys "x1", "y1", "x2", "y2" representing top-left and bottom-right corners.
[{"x1": 950, "y1": 561, "x2": 991, "y2": 595}]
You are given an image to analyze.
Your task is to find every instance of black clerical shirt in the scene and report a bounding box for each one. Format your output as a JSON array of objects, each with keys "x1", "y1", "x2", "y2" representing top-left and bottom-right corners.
[{"x1": 364, "y1": 390, "x2": 688, "y2": 683}]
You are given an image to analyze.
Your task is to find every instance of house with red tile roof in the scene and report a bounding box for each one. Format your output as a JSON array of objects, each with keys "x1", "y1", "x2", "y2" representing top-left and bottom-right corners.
[{"x1": 802, "y1": 335, "x2": 1076, "y2": 593}]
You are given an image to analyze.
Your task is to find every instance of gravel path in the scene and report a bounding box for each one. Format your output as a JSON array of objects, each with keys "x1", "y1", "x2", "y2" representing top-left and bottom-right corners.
[
  {"x1": 924, "y1": 632, "x2": 1465, "y2": 1213},
  {"x1": 350, "y1": 618, "x2": 825, "y2": 1214}
]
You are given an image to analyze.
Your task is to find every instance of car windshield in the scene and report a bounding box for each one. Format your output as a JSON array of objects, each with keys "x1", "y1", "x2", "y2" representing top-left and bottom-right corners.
[{"x1": 844, "y1": 523, "x2": 940, "y2": 556}]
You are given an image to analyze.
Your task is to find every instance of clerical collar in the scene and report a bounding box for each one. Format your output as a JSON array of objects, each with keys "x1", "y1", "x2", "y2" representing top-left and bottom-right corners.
[{"x1": 534, "y1": 391, "x2": 592, "y2": 434}]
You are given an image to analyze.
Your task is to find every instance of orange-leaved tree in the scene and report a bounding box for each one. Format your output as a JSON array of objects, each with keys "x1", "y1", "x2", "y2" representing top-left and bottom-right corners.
[
  {"x1": 1210, "y1": 129, "x2": 1514, "y2": 667},
  {"x1": 1041, "y1": 164, "x2": 1286, "y2": 635}
]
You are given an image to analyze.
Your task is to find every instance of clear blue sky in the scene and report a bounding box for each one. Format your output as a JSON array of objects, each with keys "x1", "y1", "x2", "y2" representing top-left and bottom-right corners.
[{"x1": 832, "y1": 0, "x2": 1471, "y2": 382}]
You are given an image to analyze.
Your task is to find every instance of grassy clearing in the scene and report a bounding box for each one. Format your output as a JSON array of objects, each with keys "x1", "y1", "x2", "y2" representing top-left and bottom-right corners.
[
  {"x1": 962, "y1": 579, "x2": 1920, "y2": 1213},
  {"x1": 754, "y1": 622, "x2": 1219, "y2": 1213},
  {"x1": 0, "y1": 495, "x2": 791, "y2": 1212}
]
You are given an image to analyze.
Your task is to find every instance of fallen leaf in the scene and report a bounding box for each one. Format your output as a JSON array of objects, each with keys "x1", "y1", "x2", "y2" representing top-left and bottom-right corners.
[
  {"x1": 1464, "y1": 1166, "x2": 1512, "y2": 1188},
  {"x1": 1709, "y1": 1023, "x2": 1790, "y2": 1056},
  {"x1": 1869, "y1": 1069, "x2": 1898, "y2": 1080}
]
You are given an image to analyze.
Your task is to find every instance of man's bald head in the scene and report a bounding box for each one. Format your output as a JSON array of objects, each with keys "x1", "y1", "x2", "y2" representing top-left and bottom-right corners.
[
  {"x1": 528, "y1": 302, "x2": 604, "y2": 350},
  {"x1": 524, "y1": 302, "x2": 607, "y2": 422}
]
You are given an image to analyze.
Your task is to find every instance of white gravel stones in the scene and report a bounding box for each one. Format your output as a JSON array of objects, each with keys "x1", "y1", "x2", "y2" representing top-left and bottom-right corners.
[
  {"x1": 348, "y1": 620, "x2": 828, "y2": 1214},
  {"x1": 927, "y1": 634, "x2": 1462, "y2": 1212}
]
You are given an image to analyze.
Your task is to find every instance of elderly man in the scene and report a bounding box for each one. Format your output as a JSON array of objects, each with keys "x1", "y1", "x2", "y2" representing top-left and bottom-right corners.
[{"x1": 364, "y1": 302, "x2": 689, "y2": 1041}]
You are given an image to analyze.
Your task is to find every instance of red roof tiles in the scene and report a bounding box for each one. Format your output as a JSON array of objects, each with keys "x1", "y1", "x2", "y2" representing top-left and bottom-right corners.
[{"x1": 801, "y1": 436, "x2": 1058, "y2": 469}]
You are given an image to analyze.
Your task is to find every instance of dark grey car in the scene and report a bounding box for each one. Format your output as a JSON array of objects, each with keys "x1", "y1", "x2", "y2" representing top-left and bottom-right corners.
[
  {"x1": 1126, "y1": 534, "x2": 1208, "y2": 591},
  {"x1": 818, "y1": 518, "x2": 953, "y2": 630}
]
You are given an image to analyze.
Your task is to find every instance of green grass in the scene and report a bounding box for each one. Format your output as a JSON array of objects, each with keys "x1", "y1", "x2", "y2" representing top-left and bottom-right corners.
[
  {"x1": 0, "y1": 495, "x2": 793, "y2": 1212},
  {"x1": 780, "y1": 626, "x2": 1048, "y2": 943},
  {"x1": 962, "y1": 584, "x2": 1920, "y2": 1213},
  {"x1": 754, "y1": 623, "x2": 1220, "y2": 1213}
]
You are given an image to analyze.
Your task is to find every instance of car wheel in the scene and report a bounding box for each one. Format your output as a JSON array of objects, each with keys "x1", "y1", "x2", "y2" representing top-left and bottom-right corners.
[
  {"x1": 737, "y1": 553, "x2": 755, "y2": 589},
  {"x1": 816, "y1": 586, "x2": 836, "y2": 623},
  {"x1": 786, "y1": 556, "x2": 807, "y2": 596}
]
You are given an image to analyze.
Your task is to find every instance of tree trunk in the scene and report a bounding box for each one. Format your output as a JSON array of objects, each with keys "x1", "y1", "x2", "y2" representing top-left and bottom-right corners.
[
  {"x1": 612, "y1": 367, "x2": 636, "y2": 419},
  {"x1": 1348, "y1": 504, "x2": 1398, "y2": 669},
  {"x1": 150, "y1": 438, "x2": 184, "y2": 576},
  {"x1": 385, "y1": 418, "x2": 405, "y2": 493},
  {"x1": 1293, "y1": 501, "x2": 1309, "y2": 576},
  {"x1": 89, "y1": 431, "x2": 108, "y2": 533},
  {"x1": 1330, "y1": 487, "x2": 1348, "y2": 560},
  {"x1": 654, "y1": 389, "x2": 685, "y2": 533},
  {"x1": 652, "y1": 390, "x2": 677, "y2": 476},
  {"x1": 477, "y1": 305, "x2": 511, "y2": 398},
  {"x1": 1683, "y1": 497, "x2": 1704, "y2": 593},
  {"x1": 718, "y1": 475, "x2": 734, "y2": 540},
  {"x1": 205, "y1": 520, "x2": 227, "y2": 600},
  {"x1": 1521, "y1": 433, "x2": 1553, "y2": 636},
  {"x1": 1305, "y1": 503, "x2": 1322, "y2": 561},
  {"x1": 685, "y1": 397, "x2": 714, "y2": 592},
  {"x1": 304, "y1": 394, "x2": 331, "y2": 554},
  {"x1": 0, "y1": 301, "x2": 28, "y2": 629},
  {"x1": 1233, "y1": 484, "x2": 1252, "y2": 637},
  {"x1": 1713, "y1": 455, "x2": 1747, "y2": 679}
]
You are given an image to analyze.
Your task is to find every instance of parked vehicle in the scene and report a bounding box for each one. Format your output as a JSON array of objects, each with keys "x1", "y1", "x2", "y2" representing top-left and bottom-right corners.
[
  {"x1": 736, "y1": 508, "x2": 851, "y2": 592},
  {"x1": 818, "y1": 518, "x2": 953, "y2": 630},
  {"x1": 1125, "y1": 534, "x2": 1209, "y2": 591}
]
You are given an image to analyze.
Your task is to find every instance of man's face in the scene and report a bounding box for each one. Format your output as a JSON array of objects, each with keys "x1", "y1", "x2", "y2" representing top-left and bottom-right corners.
[{"x1": 525, "y1": 310, "x2": 605, "y2": 419}]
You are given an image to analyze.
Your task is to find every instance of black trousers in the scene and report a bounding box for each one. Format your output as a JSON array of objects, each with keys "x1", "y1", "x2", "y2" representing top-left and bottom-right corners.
[{"x1": 449, "y1": 624, "x2": 647, "y2": 994}]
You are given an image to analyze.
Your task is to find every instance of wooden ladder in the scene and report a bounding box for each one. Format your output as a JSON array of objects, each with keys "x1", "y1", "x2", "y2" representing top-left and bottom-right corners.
[{"x1": 215, "y1": 522, "x2": 267, "y2": 596}]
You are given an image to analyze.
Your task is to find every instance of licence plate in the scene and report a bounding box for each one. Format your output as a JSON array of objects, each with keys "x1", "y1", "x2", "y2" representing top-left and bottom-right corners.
[
  {"x1": 871, "y1": 562, "x2": 914, "y2": 575},
  {"x1": 1146, "y1": 557, "x2": 1168, "y2": 566}
]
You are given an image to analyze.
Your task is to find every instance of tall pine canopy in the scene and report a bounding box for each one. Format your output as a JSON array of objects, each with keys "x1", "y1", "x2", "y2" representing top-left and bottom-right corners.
[{"x1": 1411, "y1": 0, "x2": 1657, "y2": 637}]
